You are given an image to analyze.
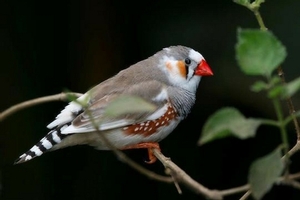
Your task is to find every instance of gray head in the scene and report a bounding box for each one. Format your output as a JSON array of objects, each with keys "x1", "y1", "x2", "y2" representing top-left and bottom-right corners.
[
  {"x1": 147, "y1": 45, "x2": 213, "y2": 93},
  {"x1": 107, "y1": 45, "x2": 213, "y2": 95}
]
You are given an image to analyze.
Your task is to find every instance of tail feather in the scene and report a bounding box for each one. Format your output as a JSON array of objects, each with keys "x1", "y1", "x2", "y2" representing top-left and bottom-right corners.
[{"x1": 14, "y1": 125, "x2": 68, "y2": 164}]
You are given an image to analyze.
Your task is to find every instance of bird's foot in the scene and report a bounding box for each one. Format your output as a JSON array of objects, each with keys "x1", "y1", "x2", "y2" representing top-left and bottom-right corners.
[{"x1": 123, "y1": 142, "x2": 160, "y2": 164}]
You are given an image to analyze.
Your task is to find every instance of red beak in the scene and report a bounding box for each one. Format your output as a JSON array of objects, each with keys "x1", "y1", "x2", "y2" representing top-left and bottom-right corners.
[{"x1": 194, "y1": 60, "x2": 213, "y2": 76}]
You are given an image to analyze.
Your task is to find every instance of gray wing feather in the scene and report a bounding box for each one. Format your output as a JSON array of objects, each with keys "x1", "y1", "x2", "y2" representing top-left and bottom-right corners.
[{"x1": 60, "y1": 80, "x2": 168, "y2": 134}]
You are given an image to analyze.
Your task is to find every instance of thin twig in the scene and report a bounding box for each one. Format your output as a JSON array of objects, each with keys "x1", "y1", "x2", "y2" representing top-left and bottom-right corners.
[
  {"x1": 238, "y1": 5, "x2": 300, "y2": 199},
  {"x1": 239, "y1": 190, "x2": 252, "y2": 200},
  {"x1": 2, "y1": 93, "x2": 300, "y2": 199},
  {"x1": 152, "y1": 148, "x2": 223, "y2": 200},
  {"x1": 153, "y1": 147, "x2": 300, "y2": 200},
  {"x1": 240, "y1": 142, "x2": 300, "y2": 200},
  {"x1": 283, "y1": 141, "x2": 300, "y2": 159},
  {"x1": 287, "y1": 172, "x2": 300, "y2": 180},
  {"x1": 91, "y1": 125, "x2": 173, "y2": 183},
  {"x1": 219, "y1": 184, "x2": 250, "y2": 196},
  {"x1": 216, "y1": 171, "x2": 300, "y2": 197},
  {"x1": 278, "y1": 66, "x2": 300, "y2": 141},
  {"x1": 0, "y1": 93, "x2": 172, "y2": 183},
  {"x1": 0, "y1": 92, "x2": 83, "y2": 122},
  {"x1": 282, "y1": 180, "x2": 300, "y2": 190},
  {"x1": 165, "y1": 168, "x2": 183, "y2": 194},
  {"x1": 78, "y1": 100, "x2": 173, "y2": 183}
]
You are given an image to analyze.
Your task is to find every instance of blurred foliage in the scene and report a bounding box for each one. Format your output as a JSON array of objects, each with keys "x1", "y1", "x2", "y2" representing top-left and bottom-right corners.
[
  {"x1": 199, "y1": 0, "x2": 300, "y2": 199},
  {"x1": 249, "y1": 147, "x2": 284, "y2": 200}
]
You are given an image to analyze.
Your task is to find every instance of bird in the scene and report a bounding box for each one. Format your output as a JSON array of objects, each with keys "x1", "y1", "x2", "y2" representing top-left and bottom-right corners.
[{"x1": 14, "y1": 45, "x2": 213, "y2": 164}]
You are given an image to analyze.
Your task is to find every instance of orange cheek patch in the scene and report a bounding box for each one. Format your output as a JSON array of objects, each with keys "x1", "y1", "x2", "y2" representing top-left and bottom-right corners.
[{"x1": 176, "y1": 61, "x2": 186, "y2": 78}]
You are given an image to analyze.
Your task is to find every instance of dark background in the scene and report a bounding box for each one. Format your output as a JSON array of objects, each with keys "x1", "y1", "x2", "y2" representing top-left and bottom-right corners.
[{"x1": 1, "y1": 0, "x2": 300, "y2": 199}]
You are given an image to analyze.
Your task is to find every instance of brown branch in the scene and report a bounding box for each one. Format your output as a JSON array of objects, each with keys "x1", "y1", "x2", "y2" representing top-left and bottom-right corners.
[
  {"x1": 237, "y1": 67, "x2": 300, "y2": 200},
  {"x1": 152, "y1": 148, "x2": 223, "y2": 200},
  {"x1": 239, "y1": 190, "x2": 252, "y2": 200},
  {"x1": 236, "y1": 4, "x2": 300, "y2": 199},
  {"x1": 238, "y1": 171, "x2": 300, "y2": 200},
  {"x1": 0, "y1": 92, "x2": 83, "y2": 122},
  {"x1": 240, "y1": 141, "x2": 300, "y2": 200},
  {"x1": 287, "y1": 172, "x2": 300, "y2": 180},
  {"x1": 70, "y1": 97, "x2": 174, "y2": 183},
  {"x1": 238, "y1": 70, "x2": 300, "y2": 200},
  {"x1": 219, "y1": 184, "x2": 250, "y2": 196},
  {"x1": 85, "y1": 110, "x2": 173, "y2": 183},
  {"x1": 0, "y1": 93, "x2": 173, "y2": 183},
  {"x1": 2, "y1": 93, "x2": 300, "y2": 199},
  {"x1": 165, "y1": 168, "x2": 183, "y2": 194},
  {"x1": 278, "y1": 66, "x2": 300, "y2": 141},
  {"x1": 153, "y1": 148, "x2": 300, "y2": 200},
  {"x1": 282, "y1": 180, "x2": 300, "y2": 190},
  {"x1": 282, "y1": 141, "x2": 300, "y2": 159}
]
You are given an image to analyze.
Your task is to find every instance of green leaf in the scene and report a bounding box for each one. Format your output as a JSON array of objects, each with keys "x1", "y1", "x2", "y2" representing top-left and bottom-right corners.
[
  {"x1": 256, "y1": 0, "x2": 265, "y2": 4},
  {"x1": 248, "y1": 147, "x2": 284, "y2": 200},
  {"x1": 198, "y1": 107, "x2": 262, "y2": 145},
  {"x1": 233, "y1": 0, "x2": 250, "y2": 6},
  {"x1": 236, "y1": 29, "x2": 287, "y2": 77},
  {"x1": 281, "y1": 77, "x2": 300, "y2": 99},
  {"x1": 251, "y1": 77, "x2": 281, "y2": 93},
  {"x1": 270, "y1": 76, "x2": 281, "y2": 85},
  {"x1": 103, "y1": 95, "x2": 156, "y2": 118},
  {"x1": 267, "y1": 85, "x2": 284, "y2": 99},
  {"x1": 251, "y1": 81, "x2": 268, "y2": 92}
]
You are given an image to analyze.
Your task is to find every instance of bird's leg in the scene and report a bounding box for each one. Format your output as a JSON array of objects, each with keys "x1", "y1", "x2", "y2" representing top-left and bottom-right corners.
[{"x1": 122, "y1": 142, "x2": 160, "y2": 164}]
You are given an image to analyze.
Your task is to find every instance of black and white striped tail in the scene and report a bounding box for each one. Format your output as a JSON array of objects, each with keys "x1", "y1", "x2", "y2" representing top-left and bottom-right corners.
[{"x1": 14, "y1": 125, "x2": 68, "y2": 164}]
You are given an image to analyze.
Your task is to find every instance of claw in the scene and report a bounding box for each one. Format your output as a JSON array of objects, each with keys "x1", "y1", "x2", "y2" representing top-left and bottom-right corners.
[
  {"x1": 123, "y1": 142, "x2": 161, "y2": 164},
  {"x1": 144, "y1": 148, "x2": 157, "y2": 164}
]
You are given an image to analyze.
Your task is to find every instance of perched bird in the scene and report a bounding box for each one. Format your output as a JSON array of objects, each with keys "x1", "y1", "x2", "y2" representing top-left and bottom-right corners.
[{"x1": 15, "y1": 45, "x2": 213, "y2": 164}]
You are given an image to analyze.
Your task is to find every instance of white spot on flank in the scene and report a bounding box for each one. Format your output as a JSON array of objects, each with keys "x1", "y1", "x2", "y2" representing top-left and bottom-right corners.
[
  {"x1": 155, "y1": 122, "x2": 160, "y2": 126},
  {"x1": 144, "y1": 127, "x2": 148, "y2": 131},
  {"x1": 147, "y1": 104, "x2": 168, "y2": 121},
  {"x1": 123, "y1": 127, "x2": 128, "y2": 130},
  {"x1": 134, "y1": 127, "x2": 139, "y2": 132}
]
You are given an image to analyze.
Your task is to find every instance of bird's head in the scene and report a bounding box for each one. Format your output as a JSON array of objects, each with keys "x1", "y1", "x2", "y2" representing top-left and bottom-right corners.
[{"x1": 156, "y1": 45, "x2": 213, "y2": 93}]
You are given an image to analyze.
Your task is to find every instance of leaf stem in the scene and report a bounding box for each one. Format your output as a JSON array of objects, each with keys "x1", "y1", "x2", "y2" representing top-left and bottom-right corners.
[
  {"x1": 259, "y1": 118, "x2": 279, "y2": 127},
  {"x1": 283, "y1": 110, "x2": 300, "y2": 126},
  {"x1": 278, "y1": 67, "x2": 300, "y2": 141},
  {"x1": 273, "y1": 99, "x2": 289, "y2": 155},
  {"x1": 253, "y1": 9, "x2": 267, "y2": 31},
  {"x1": 250, "y1": 1, "x2": 300, "y2": 141}
]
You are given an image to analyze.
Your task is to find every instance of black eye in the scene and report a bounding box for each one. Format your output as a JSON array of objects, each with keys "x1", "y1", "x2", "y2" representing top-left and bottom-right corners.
[{"x1": 185, "y1": 58, "x2": 191, "y2": 65}]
